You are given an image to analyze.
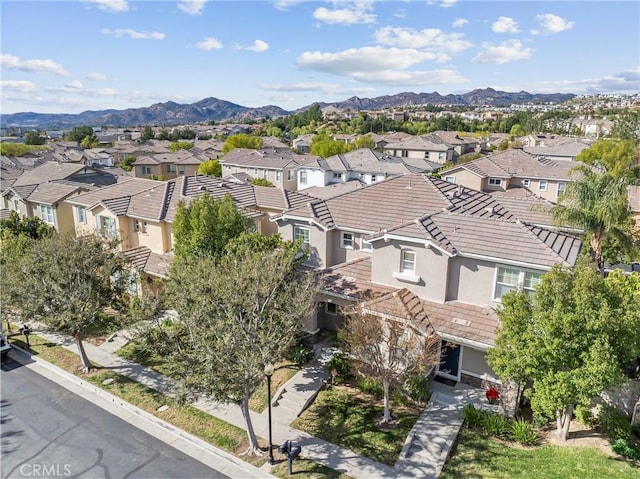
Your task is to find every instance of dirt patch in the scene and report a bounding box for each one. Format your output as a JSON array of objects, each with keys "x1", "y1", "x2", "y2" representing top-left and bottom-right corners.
[{"x1": 538, "y1": 420, "x2": 613, "y2": 456}]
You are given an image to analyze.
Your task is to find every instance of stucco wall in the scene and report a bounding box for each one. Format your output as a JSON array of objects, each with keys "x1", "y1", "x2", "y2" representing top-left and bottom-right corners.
[
  {"x1": 444, "y1": 169, "x2": 482, "y2": 190},
  {"x1": 54, "y1": 201, "x2": 76, "y2": 234},
  {"x1": 370, "y1": 239, "x2": 449, "y2": 302},
  {"x1": 278, "y1": 220, "x2": 327, "y2": 268}
]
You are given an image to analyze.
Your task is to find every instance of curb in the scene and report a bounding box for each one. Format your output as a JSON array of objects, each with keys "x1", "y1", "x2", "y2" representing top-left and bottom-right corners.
[{"x1": 7, "y1": 346, "x2": 276, "y2": 479}]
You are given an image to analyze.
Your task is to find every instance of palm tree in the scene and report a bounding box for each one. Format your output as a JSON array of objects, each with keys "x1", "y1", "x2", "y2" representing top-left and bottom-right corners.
[{"x1": 552, "y1": 165, "x2": 636, "y2": 276}]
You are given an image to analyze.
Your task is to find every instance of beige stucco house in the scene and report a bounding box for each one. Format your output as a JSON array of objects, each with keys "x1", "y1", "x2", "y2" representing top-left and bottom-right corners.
[
  {"x1": 274, "y1": 174, "x2": 582, "y2": 410},
  {"x1": 439, "y1": 149, "x2": 579, "y2": 202}
]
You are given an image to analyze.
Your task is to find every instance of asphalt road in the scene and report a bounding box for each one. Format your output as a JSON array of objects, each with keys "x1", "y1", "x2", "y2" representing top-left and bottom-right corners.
[{"x1": 1, "y1": 355, "x2": 229, "y2": 479}]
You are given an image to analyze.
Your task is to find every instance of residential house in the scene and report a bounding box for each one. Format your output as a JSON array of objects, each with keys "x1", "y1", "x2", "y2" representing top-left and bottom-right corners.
[
  {"x1": 132, "y1": 150, "x2": 207, "y2": 179},
  {"x1": 383, "y1": 134, "x2": 455, "y2": 164},
  {"x1": 274, "y1": 174, "x2": 582, "y2": 412},
  {"x1": 220, "y1": 148, "x2": 321, "y2": 190},
  {"x1": 296, "y1": 148, "x2": 439, "y2": 191},
  {"x1": 292, "y1": 134, "x2": 315, "y2": 154},
  {"x1": 524, "y1": 137, "x2": 595, "y2": 162},
  {"x1": 1, "y1": 161, "x2": 117, "y2": 233},
  {"x1": 439, "y1": 149, "x2": 578, "y2": 202}
]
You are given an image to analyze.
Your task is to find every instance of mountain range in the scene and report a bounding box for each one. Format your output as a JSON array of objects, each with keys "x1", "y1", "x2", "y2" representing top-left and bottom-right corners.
[{"x1": 1, "y1": 88, "x2": 576, "y2": 129}]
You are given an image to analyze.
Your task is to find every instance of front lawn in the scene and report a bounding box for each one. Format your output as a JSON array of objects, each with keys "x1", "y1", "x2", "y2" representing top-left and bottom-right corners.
[
  {"x1": 292, "y1": 383, "x2": 421, "y2": 466},
  {"x1": 441, "y1": 428, "x2": 639, "y2": 479}
]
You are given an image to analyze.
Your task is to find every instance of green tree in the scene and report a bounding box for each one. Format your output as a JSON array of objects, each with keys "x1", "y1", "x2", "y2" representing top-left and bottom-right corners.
[
  {"x1": 140, "y1": 126, "x2": 155, "y2": 141},
  {"x1": 24, "y1": 130, "x2": 46, "y2": 145},
  {"x1": 575, "y1": 139, "x2": 640, "y2": 180},
  {"x1": 488, "y1": 260, "x2": 640, "y2": 441},
  {"x1": 0, "y1": 211, "x2": 54, "y2": 240},
  {"x1": 156, "y1": 129, "x2": 170, "y2": 141},
  {"x1": 172, "y1": 193, "x2": 253, "y2": 259},
  {"x1": 159, "y1": 237, "x2": 318, "y2": 455},
  {"x1": 169, "y1": 141, "x2": 194, "y2": 152},
  {"x1": 120, "y1": 155, "x2": 136, "y2": 172},
  {"x1": 552, "y1": 165, "x2": 637, "y2": 275},
  {"x1": 310, "y1": 134, "x2": 349, "y2": 157},
  {"x1": 612, "y1": 110, "x2": 640, "y2": 145},
  {"x1": 222, "y1": 134, "x2": 263, "y2": 154},
  {"x1": 342, "y1": 298, "x2": 439, "y2": 423},
  {"x1": 197, "y1": 159, "x2": 222, "y2": 177},
  {"x1": 509, "y1": 124, "x2": 526, "y2": 137},
  {"x1": 0, "y1": 143, "x2": 46, "y2": 157},
  {"x1": 80, "y1": 135, "x2": 99, "y2": 149},
  {"x1": 67, "y1": 126, "x2": 95, "y2": 143},
  {"x1": 251, "y1": 178, "x2": 274, "y2": 187},
  {"x1": 1, "y1": 234, "x2": 129, "y2": 372}
]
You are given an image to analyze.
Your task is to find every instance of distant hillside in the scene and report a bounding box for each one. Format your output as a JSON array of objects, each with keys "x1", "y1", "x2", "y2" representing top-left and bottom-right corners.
[{"x1": 1, "y1": 88, "x2": 576, "y2": 129}]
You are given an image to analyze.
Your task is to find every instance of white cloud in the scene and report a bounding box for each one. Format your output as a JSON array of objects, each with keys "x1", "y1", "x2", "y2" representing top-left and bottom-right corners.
[
  {"x1": 65, "y1": 80, "x2": 84, "y2": 89},
  {"x1": 245, "y1": 40, "x2": 269, "y2": 52},
  {"x1": 530, "y1": 29, "x2": 540, "y2": 36},
  {"x1": 374, "y1": 27, "x2": 473, "y2": 53},
  {"x1": 86, "y1": 72, "x2": 107, "y2": 81},
  {"x1": 101, "y1": 28, "x2": 166, "y2": 40},
  {"x1": 452, "y1": 18, "x2": 468, "y2": 28},
  {"x1": 87, "y1": 0, "x2": 128, "y2": 13},
  {"x1": 313, "y1": 3, "x2": 376, "y2": 25},
  {"x1": 536, "y1": 14, "x2": 574, "y2": 33},
  {"x1": 273, "y1": 0, "x2": 304, "y2": 10},
  {"x1": 0, "y1": 80, "x2": 37, "y2": 92},
  {"x1": 196, "y1": 37, "x2": 223, "y2": 50},
  {"x1": 351, "y1": 69, "x2": 466, "y2": 86},
  {"x1": 260, "y1": 82, "x2": 378, "y2": 97},
  {"x1": 427, "y1": 0, "x2": 457, "y2": 8},
  {"x1": 394, "y1": 9, "x2": 406, "y2": 19},
  {"x1": 1, "y1": 53, "x2": 69, "y2": 75},
  {"x1": 534, "y1": 68, "x2": 640, "y2": 94},
  {"x1": 178, "y1": 0, "x2": 206, "y2": 16},
  {"x1": 298, "y1": 47, "x2": 450, "y2": 74},
  {"x1": 473, "y1": 40, "x2": 533, "y2": 64},
  {"x1": 492, "y1": 16, "x2": 520, "y2": 33}
]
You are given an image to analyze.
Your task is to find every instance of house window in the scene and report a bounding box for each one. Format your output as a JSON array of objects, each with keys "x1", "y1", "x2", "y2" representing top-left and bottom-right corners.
[
  {"x1": 371, "y1": 175, "x2": 377, "y2": 182},
  {"x1": 134, "y1": 219, "x2": 140, "y2": 232},
  {"x1": 254, "y1": 168, "x2": 260, "y2": 176},
  {"x1": 293, "y1": 225, "x2": 310, "y2": 248},
  {"x1": 166, "y1": 164, "x2": 176, "y2": 173},
  {"x1": 341, "y1": 232, "x2": 354, "y2": 249},
  {"x1": 13, "y1": 199, "x2": 19, "y2": 211},
  {"x1": 557, "y1": 182, "x2": 567, "y2": 196},
  {"x1": 361, "y1": 240, "x2": 373, "y2": 252},
  {"x1": 494, "y1": 266, "x2": 542, "y2": 300},
  {"x1": 538, "y1": 180, "x2": 548, "y2": 192},
  {"x1": 333, "y1": 172, "x2": 342, "y2": 180},
  {"x1": 276, "y1": 171, "x2": 281, "y2": 181},
  {"x1": 177, "y1": 165, "x2": 185, "y2": 175},
  {"x1": 400, "y1": 249, "x2": 416, "y2": 274},
  {"x1": 444, "y1": 176, "x2": 455, "y2": 183},
  {"x1": 299, "y1": 170, "x2": 308, "y2": 185},
  {"x1": 402, "y1": 151, "x2": 408, "y2": 158},
  {"x1": 40, "y1": 205, "x2": 55, "y2": 225},
  {"x1": 76, "y1": 206, "x2": 87, "y2": 224},
  {"x1": 263, "y1": 169, "x2": 268, "y2": 179},
  {"x1": 97, "y1": 215, "x2": 116, "y2": 239},
  {"x1": 134, "y1": 219, "x2": 148, "y2": 233},
  {"x1": 438, "y1": 152, "x2": 445, "y2": 161},
  {"x1": 287, "y1": 169, "x2": 294, "y2": 181},
  {"x1": 489, "y1": 178, "x2": 502, "y2": 186},
  {"x1": 225, "y1": 165, "x2": 232, "y2": 170},
  {"x1": 522, "y1": 179, "x2": 531, "y2": 187},
  {"x1": 141, "y1": 166, "x2": 152, "y2": 176},
  {"x1": 326, "y1": 302, "x2": 338, "y2": 315}
]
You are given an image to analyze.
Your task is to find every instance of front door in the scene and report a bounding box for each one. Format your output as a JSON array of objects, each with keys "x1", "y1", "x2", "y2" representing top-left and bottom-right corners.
[{"x1": 438, "y1": 342, "x2": 461, "y2": 381}]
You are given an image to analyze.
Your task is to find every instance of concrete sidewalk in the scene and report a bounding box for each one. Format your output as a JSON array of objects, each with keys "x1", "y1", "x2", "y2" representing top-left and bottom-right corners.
[{"x1": 18, "y1": 325, "x2": 475, "y2": 478}]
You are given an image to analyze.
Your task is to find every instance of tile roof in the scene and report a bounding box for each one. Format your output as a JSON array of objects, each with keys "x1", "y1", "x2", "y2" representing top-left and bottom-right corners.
[
  {"x1": 12, "y1": 161, "x2": 87, "y2": 186},
  {"x1": 360, "y1": 288, "x2": 435, "y2": 336},
  {"x1": 421, "y1": 299, "x2": 499, "y2": 347},
  {"x1": 443, "y1": 149, "x2": 578, "y2": 180},
  {"x1": 323, "y1": 148, "x2": 435, "y2": 175},
  {"x1": 27, "y1": 181, "x2": 86, "y2": 205},
  {"x1": 122, "y1": 246, "x2": 173, "y2": 278},
  {"x1": 220, "y1": 148, "x2": 322, "y2": 169},
  {"x1": 66, "y1": 177, "x2": 164, "y2": 208},
  {"x1": 321, "y1": 256, "x2": 397, "y2": 300}
]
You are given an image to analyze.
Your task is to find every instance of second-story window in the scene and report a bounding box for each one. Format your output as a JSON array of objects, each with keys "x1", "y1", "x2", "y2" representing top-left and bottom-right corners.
[
  {"x1": 263, "y1": 169, "x2": 268, "y2": 179},
  {"x1": 538, "y1": 180, "x2": 548, "y2": 192},
  {"x1": 288, "y1": 169, "x2": 294, "y2": 181},
  {"x1": 293, "y1": 225, "x2": 310, "y2": 249},
  {"x1": 444, "y1": 175, "x2": 455, "y2": 183},
  {"x1": 166, "y1": 164, "x2": 176, "y2": 173},
  {"x1": 494, "y1": 266, "x2": 542, "y2": 300},
  {"x1": 299, "y1": 170, "x2": 308, "y2": 185},
  {"x1": 489, "y1": 178, "x2": 502, "y2": 186},
  {"x1": 142, "y1": 166, "x2": 152, "y2": 176},
  {"x1": 40, "y1": 205, "x2": 55, "y2": 225},
  {"x1": 557, "y1": 182, "x2": 567, "y2": 197},
  {"x1": 76, "y1": 206, "x2": 87, "y2": 224},
  {"x1": 400, "y1": 249, "x2": 416, "y2": 274},
  {"x1": 522, "y1": 179, "x2": 531, "y2": 187},
  {"x1": 361, "y1": 240, "x2": 373, "y2": 252},
  {"x1": 276, "y1": 171, "x2": 281, "y2": 181},
  {"x1": 177, "y1": 165, "x2": 185, "y2": 175},
  {"x1": 341, "y1": 232, "x2": 354, "y2": 249}
]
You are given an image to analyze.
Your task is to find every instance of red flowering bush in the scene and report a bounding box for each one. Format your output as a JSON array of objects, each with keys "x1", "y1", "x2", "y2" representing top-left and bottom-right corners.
[{"x1": 486, "y1": 387, "x2": 500, "y2": 402}]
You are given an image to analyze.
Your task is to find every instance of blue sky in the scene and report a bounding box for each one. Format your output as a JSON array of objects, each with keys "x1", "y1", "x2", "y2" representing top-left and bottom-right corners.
[{"x1": 1, "y1": 0, "x2": 639, "y2": 115}]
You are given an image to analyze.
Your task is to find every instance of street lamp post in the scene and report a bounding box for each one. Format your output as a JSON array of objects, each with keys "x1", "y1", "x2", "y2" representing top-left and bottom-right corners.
[{"x1": 264, "y1": 363, "x2": 275, "y2": 465}]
